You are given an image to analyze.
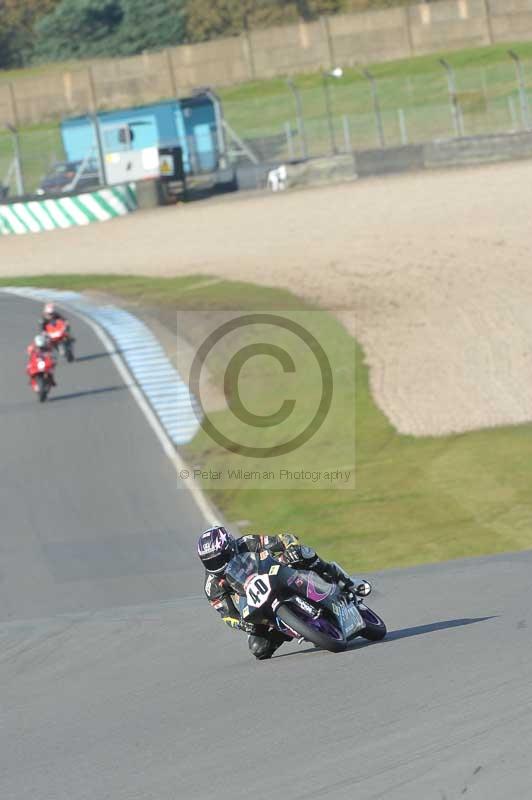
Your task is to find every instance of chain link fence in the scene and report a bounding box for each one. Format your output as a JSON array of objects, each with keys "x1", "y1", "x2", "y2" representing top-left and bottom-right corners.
[
  {"x1": 0, "y1": 127, "x2": 64, "y2": 197},
  {"x1": 2, "y1": 56, "x2": 532, "y2": 197},
  {"x1": 222, "y1": 58, "x2": 532, "y2": 165}
]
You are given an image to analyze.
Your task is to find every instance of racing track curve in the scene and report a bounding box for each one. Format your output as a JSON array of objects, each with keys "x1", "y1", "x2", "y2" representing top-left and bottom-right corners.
[{"x1": 1, "y1": 294, "x2": 531, "y2": 800}]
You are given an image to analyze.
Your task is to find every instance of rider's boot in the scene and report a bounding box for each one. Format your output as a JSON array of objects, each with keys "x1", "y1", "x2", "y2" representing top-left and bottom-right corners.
[
  {"x1": 353, "y1": 580, "x2": 372, "y2": 598},
  {"x1": 248, "y1": 629, "x2": 290, "y2": 660},
  {"x1": 342, "y1": 579, "x2": 372, "y2": 601},
  {"x1": 248, "y1": 634, "x2": 280, "y2": 660}
]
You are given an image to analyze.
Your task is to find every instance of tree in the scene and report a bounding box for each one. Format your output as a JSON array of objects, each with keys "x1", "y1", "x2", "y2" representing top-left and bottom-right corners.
[
  {"x1": 184, "y1": 0, "x2": 347, "y2": 43},
  {"x1": 185, "y1": 0, "x2": 296, "y2": 44},
  {"x1": 0, "y1": 0, "x2": 395, "y2": 70},
  {"x1": 31, "y1": 0, "x2": 186, "y2": 61},
  {"x1": 117, "y1": 0, "x2": 186, "y2": 55},
  {"x1": 32, "y1": 0, "x2": 123, "y2": 62},
  {"x1": 0, "y1": 0, "x2": 60, "y2": 66},
  {"x1": 185, "y1": 0, "x2": 254, "y2": 43}
]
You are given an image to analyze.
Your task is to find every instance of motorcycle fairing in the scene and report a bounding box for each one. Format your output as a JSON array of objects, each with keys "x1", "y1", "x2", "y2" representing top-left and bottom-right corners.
[
  {"x1": 225, "y1": 551, "x2": 365, "y2": 640},
  {"x1": 286, "y1": 569, "x2": 364, "y2": 638}
]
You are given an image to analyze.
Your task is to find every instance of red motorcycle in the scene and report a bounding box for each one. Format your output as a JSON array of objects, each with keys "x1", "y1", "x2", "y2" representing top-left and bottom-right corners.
[
  {"x1": 26, "y1": 350, "x2": 56, "y2": 402},
  {"x1": 44, "y1": 318, "x2": 75, "y2": 362}
]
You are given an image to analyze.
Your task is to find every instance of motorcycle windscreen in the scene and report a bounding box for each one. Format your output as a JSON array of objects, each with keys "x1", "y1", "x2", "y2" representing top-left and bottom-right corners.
[{"x1": 225, "y1": 552, "x2": 261, "y2": 595}]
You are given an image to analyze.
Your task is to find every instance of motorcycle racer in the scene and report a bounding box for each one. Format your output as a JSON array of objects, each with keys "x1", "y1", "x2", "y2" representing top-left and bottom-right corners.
[
  {"x1": 27, "y1": 333, "x2": 53, "y2": 358},
  {"x1": 39, "y1": 302, "x2": 68, "y2": 331},
  {"x1": 198, "y1": 526, "x2": 370, "y2": 660},
  {"x1": 26, "y1": 334, "x2": 56, "y2": 386},
  {"x1": 40, "y1": 302, "x2": 75, "y2": 362}
]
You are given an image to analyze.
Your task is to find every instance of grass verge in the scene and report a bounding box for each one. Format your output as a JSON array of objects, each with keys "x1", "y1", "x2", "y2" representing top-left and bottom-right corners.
[{"x1": 2, "y1": 272, "x2": 532, "y2": 572}]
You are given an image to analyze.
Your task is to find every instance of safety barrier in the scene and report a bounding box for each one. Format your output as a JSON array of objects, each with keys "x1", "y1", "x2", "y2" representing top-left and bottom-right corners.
[
  {"x1": 0, "y1": 184, "x2": 137, "y2": 236},
  {"x1": 266, "y1": 129, "x2": 532, "y2": 191}
]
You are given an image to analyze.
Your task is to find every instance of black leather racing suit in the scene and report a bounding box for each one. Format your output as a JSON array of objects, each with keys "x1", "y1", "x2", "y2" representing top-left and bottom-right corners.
[{"x1": 203, "y1": 534, "x2": 354, "y2": 660}]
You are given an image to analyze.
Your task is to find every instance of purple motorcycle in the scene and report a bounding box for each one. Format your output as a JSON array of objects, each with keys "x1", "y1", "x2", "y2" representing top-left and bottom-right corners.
[{"x1": 224, "y1": 551, "x2": 386, "y2": 653}]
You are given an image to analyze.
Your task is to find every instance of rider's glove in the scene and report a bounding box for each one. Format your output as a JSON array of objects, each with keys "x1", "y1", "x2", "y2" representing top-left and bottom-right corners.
[
  {"x1": 222, "y1": 616, "x2": 258, "y2": 635},
  {"x1": 278, "y1": 534, "x2": 303, "y2": 566},
  {"x1": 222, "y1": 616, "x2": 242, "y2": 630},
  {"x1": 282, "y1": 545, "x2": 304, "y2": 565},
  {"x1": 278, "y1": 533, "x2": 300, "y2": 550}
]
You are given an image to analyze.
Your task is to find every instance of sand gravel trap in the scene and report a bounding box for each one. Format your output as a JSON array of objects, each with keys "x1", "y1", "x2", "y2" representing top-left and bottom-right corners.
[{"x1": 2, "y1": 160, "x2": 532, "y2": 436}]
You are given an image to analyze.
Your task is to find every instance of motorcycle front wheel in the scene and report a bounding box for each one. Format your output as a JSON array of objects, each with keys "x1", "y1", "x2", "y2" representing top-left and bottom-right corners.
[
  {"x1": 358, "y1": 604, "x2": 387, "y2": 641},
  {"x1": 36, "y1": 374, "x2": 48, "y2": 403},
  {"x1": 276, "y1": 603, "x2": 347, "y2": 653}
]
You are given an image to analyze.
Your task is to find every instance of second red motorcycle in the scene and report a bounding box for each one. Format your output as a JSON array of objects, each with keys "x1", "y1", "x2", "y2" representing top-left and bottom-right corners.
[{"x1": 44, "y1": 318, "x2": 75, "y2": 363}]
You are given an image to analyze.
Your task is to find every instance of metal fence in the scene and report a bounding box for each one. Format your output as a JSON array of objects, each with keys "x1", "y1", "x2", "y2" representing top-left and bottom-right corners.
[
  {"x1": 0, "y1": 127, "x2": 64, "y2": 197},
  {"x1": 2, "y1": 53, "x2": 532, "y2": 196},
  {"x1": 222, "y1": 55, "x2": 532, "y2": 165}
]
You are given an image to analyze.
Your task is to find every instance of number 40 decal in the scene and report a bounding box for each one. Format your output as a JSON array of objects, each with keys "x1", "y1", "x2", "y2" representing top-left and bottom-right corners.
[{"x1": 246, "y1": 575, "x2": 272, "y2": 607}]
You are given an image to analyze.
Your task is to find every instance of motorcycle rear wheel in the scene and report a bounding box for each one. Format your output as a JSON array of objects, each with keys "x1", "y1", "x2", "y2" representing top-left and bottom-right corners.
[
  {"x1": 358, "y1": 605, "x2": 387, "y2": 641},
  {"x1": 276, "y1": 603, "x2": 347, "y2": 653}
]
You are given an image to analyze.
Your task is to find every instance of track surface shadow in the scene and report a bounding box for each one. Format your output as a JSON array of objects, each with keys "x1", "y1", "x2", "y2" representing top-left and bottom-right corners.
[
  {"x1": 273, "y1": 616, "x2": 495, "y2": 659},
  {"x1": 383, "y1": 616, "x2": 496, "y2": 642},
  {"x1": 75, "y1": 352, "x2": 117, "y2": 362},
  {"x1": 49, "y1": 385, "x2": 126, "y2": 402}
]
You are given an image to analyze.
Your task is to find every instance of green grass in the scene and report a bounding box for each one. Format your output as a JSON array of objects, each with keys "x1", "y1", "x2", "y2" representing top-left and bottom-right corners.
[{"x1": 3, "y1": 273, "x2": 532, "y2": 573}]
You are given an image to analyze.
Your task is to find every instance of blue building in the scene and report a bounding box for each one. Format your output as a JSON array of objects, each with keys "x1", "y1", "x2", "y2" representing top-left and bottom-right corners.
[{"x1": 61, "y1": 92, "x2": 227, "y2": 185}]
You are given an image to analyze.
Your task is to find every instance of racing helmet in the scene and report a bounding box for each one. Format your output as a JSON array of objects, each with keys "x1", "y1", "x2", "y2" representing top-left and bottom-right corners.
[
  {"x1": 34, "y1": 334, "x2": 47, "y2": 349},
  {"x1": 197, "y1": 526, "x2": 235, "y2": 574},
  {"x1": 43, "y1": 302, "x2": 55, "y2": 320}
]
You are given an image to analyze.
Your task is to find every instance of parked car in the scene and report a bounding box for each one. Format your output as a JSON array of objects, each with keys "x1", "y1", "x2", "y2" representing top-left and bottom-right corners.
[{"x1": 36, "y1": 160, "x2": 100, "y2": 196}]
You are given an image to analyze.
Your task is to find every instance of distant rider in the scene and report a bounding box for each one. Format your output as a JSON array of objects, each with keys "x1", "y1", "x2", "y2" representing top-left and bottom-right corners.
[
  {"x1": 40, "y1": 302, "x2": 68, "y2": 332},
  {"x1": 198, "y1": 526, "x2": 370, "y2": 660},
  {"x1": 26, "y1": 333, "x2": 56, "y2": 385}
]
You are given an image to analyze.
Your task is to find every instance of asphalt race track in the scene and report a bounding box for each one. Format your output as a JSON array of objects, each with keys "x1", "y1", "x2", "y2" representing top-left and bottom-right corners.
[{"x1": 1, "y1": 294, "x2": 532, "y2": 800}]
